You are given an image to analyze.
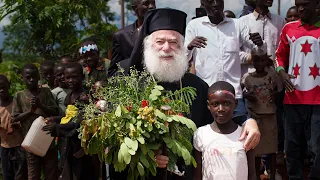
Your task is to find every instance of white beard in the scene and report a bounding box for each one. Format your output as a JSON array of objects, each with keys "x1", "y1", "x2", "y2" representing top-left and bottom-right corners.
[{"x1": 143, "y1": 35, "x2": 188, "y2": 83}]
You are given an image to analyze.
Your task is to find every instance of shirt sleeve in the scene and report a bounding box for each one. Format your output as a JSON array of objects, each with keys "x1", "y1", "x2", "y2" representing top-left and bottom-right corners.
[
  {"x1": 238, "y1": 19, "x2": 267, "y2": 55},
  {"x1": 184, "y1": 21, "x2": 196, "y2": 61},
  {"x1": 193, "y1": 128, "x2": 203, "y2": 152},
  {"x1": 12, "y1": 92, "x2": 22, "y2": 117},
  {"x1": 275, "y1": 25, "x2": 290, "y2": 69},
  {"x1": 44, "y1": 88, "x2": 59, "y2": 116}
]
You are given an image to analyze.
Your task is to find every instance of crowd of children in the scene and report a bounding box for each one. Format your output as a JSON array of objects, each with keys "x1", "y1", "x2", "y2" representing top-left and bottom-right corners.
[{"x1": 0, "y1": 39, "x2": 107, "y2": 180}]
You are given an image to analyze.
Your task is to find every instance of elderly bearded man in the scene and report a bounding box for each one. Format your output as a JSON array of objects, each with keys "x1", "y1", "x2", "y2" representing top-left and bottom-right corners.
[{"x1": 118, "y1": 8, "x2": 261, "y2": 180}]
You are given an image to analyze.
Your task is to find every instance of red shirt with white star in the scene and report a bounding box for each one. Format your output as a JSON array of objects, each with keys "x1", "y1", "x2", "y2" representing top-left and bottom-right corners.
[{"x1": 276, "y1": 20, "x2": 320, "y2": 104}]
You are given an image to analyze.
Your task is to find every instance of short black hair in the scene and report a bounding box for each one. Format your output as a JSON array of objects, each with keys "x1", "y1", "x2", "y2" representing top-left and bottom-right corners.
[
  {"x1": 0, "y1": 74, "x2": 9, "y2": 85},
  {"x1": 132, "y1": 0, "x2": 141, "y2": 6},
  {"x1": 224, "y1": 10, "x2": 236, "y2": 18},
  {"x1": 65, "y1": 62, "x2": 83, "y2": 75},
  {"x1": 287, "y1": 6, "x2": 297, "y2": 12},
  {"x1": 22, "y1": 63, "x2": 38, "y2": 74},
  {"x1": 208, "y1": 81, "x2": 235, "y2": 97},
  {"x1": 54, "y1": 63, "x2": 66, "y2": 73},
  {"x1": 40, "y1": 60, "x2": 55, "y2": 69}
]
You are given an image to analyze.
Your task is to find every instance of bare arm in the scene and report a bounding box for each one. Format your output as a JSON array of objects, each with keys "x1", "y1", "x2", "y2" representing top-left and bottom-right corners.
[
  {"x1": 247, "y1": 149, "x2": 256, "y2": 180},
  {"x1": 193, "y1": 150, "x2": 202, "y2": 180},
  {"x1": 12, "y1": 110, "x2": 33, "y2": 123}
]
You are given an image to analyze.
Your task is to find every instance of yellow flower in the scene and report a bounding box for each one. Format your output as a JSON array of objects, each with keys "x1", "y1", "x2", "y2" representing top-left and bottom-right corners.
[{"x1": 61, "y1": 105, "x2": 78, "y2": 124}]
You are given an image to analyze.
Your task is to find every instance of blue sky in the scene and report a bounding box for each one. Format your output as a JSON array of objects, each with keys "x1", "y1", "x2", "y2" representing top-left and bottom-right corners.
[{"x1": 0, "y1": 0, "x2": 296, "y2": 49}]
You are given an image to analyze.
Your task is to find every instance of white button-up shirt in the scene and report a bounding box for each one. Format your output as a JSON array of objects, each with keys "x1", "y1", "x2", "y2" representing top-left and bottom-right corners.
[
  {"x1": 185, "y1": 16, "x2": 265, "y2": 98},
  {"x1": 239, "y1": 11, "x2": 286, "y2": 75}
]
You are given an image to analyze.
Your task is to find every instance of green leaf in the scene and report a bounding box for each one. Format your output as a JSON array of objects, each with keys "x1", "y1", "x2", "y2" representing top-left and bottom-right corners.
[
  {"x1": 140, "y1": 144, "x2": 148, "y2": 155},
  {"x1": 115, "y1": 105, "x2": 121, "y2": 117},
  {"x1": 154, "y1": 85, "x2": 164, "y2": 90},
  {"x1": 137, "y1": 136, "x2": 145, "y2": 144},
  {"x1": 118, "y1": 144, "x2": 125, "y2": 163},
  {"x1": 124, "y1": 137, "x2": 134, "y2": 149},
  {"x1": 142, "y1": 131, "x2": 150, "y2": 138},
  {"x1": 147, "y1": 143, "x2": 160, "y2": 150},
  {"x1": 120, "y1": 143, "x2": 131, "y2": 165},
  {"x1": 128, "y1": 149, "x2": 136, "y2": 155},
  {"x1": 140, "y1": 153, "x2": 150, "y2": 168},
  {"x1": 170, "y1": 115, "x2": 197, "y2": 131},
  {"x1": 137, "y1": 162, "x2": 145, "y2": 176},
  {"x1": 151, "y1": 89, "x2": 161, "y2": 96},
  {"x1": 149, "y1": 94, "x2": 158, "y2": 101},
  {"x1": 132, "y1": 140, "x2": 138, "y2": 151},
  {"x1": 154, "y1": 109, "x2": 167, "y2": 120},
  {"x1": 191, "y1": 156, "x2": 197, "y2": 168}
]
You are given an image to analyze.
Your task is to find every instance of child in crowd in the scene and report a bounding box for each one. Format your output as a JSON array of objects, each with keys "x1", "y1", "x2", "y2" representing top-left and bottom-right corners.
[
  {"x1": 193, "y1": 81, "x2": 256, "y2": 180},
  {"x1": 241, "y1": 53, "x2": 282, "y2": 180},
  {"x1": 40, "y1": 60, "x2": 56, "y2": 90},
  {"x1": 12, "y1": 63, "x2": 59, "y2": 180},
  {"x1": 60, "y1": 55, "x2": 74, "y2": 64},
  {"x1": 0, "y1": 75, "x2": 27, "y2": 180},
  {"x1": 78, "y1": 40, "x2": 108, "y2": 86},
  {"x1": 51, "y1": 63, "x2": 71, "y2": 115},
  {"x1": 285, "y1": 6, "x2": 299, "y2": 23},
  {"x1": 43, "y1": 62, "x2": 100, "y2": 180}
]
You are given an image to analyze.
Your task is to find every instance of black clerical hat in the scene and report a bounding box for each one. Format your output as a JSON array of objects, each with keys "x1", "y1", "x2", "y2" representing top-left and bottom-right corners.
[
  {"x1": 143, "y1": 8, "x2": 187, "y2": 36},
  {"x1": 125, "y1": 8, "x2": 187, "y2": 73}
]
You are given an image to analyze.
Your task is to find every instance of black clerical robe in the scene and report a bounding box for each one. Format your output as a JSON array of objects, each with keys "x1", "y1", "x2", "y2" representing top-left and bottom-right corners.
[{"x1": 110, "y1": 73, "x2": 212, "y2": 180}]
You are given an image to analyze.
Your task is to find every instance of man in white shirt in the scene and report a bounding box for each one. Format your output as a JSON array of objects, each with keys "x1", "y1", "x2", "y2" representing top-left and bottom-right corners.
[
  {"x1": 185, "y1": 0, "x2": 265, "y2": 124},
  {"x1": 239, "y1": 0, "x2": 286, "y2": 75}
]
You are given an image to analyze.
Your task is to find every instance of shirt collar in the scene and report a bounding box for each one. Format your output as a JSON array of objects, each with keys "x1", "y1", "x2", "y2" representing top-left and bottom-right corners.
[
  {"x1": 253, "y1": 10, "x2": 271, "y2": 20},
  {"x1": 299, "y1": 18, "x2": 320, "y2": 27},
  {"x1": 202, "y1": 16, "x2": 232, "y2": 26}
]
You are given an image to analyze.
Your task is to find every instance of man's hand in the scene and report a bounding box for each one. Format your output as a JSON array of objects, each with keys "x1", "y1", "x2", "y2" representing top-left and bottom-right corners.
[
  {"x1": 155, "y1": 149, "x2": 169, "y2": 168},
  {"x1": 187, "y1": 36, "x2": 207, "y2": 50},
  {"x1": 239, "y1": 119, "x2": 261, "y2": 151},
  {"x1": 249, "y1": 33, "x2": 263, "y2": 47},
  {"x1": 279, "y1": 70, "x2": 295, "y2": 92},
  {"x1": 42, "y1": 123, "x2": 56, "y2": 135}
]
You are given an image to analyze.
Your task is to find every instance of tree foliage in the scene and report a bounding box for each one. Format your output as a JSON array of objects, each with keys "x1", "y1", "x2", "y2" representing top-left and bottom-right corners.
[{"x1": 0, "y1": 0, "x2": 118, "y2": 60}]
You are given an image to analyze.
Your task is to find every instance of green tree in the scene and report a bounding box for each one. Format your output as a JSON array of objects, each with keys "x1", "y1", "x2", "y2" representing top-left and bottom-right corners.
[{"x1": 0, "y1": 0, "x2": 118, "y2": 60}]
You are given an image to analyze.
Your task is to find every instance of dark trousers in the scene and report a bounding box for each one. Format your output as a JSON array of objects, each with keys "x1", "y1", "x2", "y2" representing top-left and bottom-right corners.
[
  {"x1": 284, "y1": 105, "x2": 320, "y2": 180},
  {"x1": 26, "y1": 147, "x2": 58, "y2": 180},
  {"x1": 1, "y1": 146, "x2": 27, "y2": 180},
  {"x1": 276, "y1": 90, "x2": 285, "y2": 152}
]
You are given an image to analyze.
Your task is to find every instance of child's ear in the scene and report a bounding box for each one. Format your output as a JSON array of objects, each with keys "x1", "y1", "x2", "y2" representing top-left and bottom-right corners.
[{"x1": 207, "y1": 100, "x2": 210, "y2": 110}]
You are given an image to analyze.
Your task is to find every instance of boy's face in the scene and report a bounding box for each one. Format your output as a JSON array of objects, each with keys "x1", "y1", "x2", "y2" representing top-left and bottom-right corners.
[
  {"x1": 252, "y1": 55, "x2": 269, "y2": 72},
  {"x1": 80, "y1": 51, "x2": 99, "y2": 69},
  {"x1": 0, "y1": 80, "x2": 10, "y2": 99},
  {"x1": 207, "y1": 92, "x2": 237, "y2": 124},
  {"x1": 54, "y1": 66, "x2": 66, "y2": 88},
  {"x1": 286, "y1": 8, "x2": 299, "y2": 22},
  {"x1": 64, "y1": 68, "x2": 83, "y2": 90},
  {"x1": 296, "y1": 0, "x2": 317, "y2": 22},
  {"x1": 256, "y1": 0, "x2": 274, "y2": 7},
  {"x1": 23, "y1": 68, "x2": 40, "y2": 90},
  {"x1": 201, "y1": 0, "x2": 224, "y2": 19},
  {"x1": 40, "y1": 66, "x2": 54, "y2": 85}
]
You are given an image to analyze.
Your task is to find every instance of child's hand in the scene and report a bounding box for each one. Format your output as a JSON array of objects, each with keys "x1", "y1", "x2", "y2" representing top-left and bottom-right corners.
[
  {"x1": 30, "y1": 96, "x2": 41, "y2": 110},
  {"x1": 79, "y1": 93, "x2": 90, "y2": 104},
  {"x1": 42, "y1": 123, "x2": 56, "y2": 135}
]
